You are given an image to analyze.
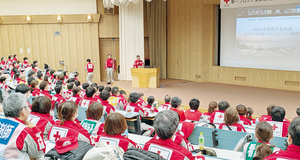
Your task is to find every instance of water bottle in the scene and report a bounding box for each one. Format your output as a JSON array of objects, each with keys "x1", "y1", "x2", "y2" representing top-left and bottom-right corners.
[
  {"x1": 255, "y1": 117, "x2": 259, "y2": 125},
  {"x1": 199, "y1": 132, "x2": 205, "y2": 149},
  {"x1": 199, "y1": 116, "x2": 203, "y2": 123}
]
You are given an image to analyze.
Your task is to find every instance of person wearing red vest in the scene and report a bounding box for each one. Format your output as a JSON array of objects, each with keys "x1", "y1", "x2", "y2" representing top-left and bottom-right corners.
[
  {"x1": 210, "y1": 101, "x2": 230, "y2": 124},
  {"x1": 158, "y1": 95, "x2": 172, "y2": 111},
  {"x1": 109, "y1": 86, "x2": 127, "y2": 110},
  {"x1": 143, "y1": 110, "x2": 204, "y2": 160},
  {"x1": 105, "y1": 54, "x2": 115, "y2": 85},
  {"x1": 144, "y1": 96, "x2": 159, "y2": 113},
  {"x1": 63, "y1": 83, "x2": 73, "y2": 100},
  {"x1": 29, "y1": 96, "x2": 55, "y2": 139},
  {"x1": 85, "y1": 59, "x2": 94, "y2": 84},
  {"x1": 202, "y1": 101, "x2": 217, "y2": 122},
  {"x1": 48, "y1": 101, "x2": 93, "y2": 145},
  {"x1": 219, "y1": 108, "x2": 246, "y2": 132},
  {"x1": 21, "y1": 57, "x2": 31, "y2": 69},
  {"x1": 30, "y1": 80, "x2": 41, "y2": 97},
  {"x1": 6, "y1": 55, "x2": 13, "y2": 66},
  {"x1": 170, "y1": 97, "x2": 186, "y2": 121},
  {"x1": 95, "y1": 112, "x2": 140, "y2": 152},
  {"x1": 81, "y1": 102, "x2": 105, "y2": 135},
  {"x1": 133, "y1": 55, "x2": 144, "y2": 68},
  {"x1": 100, "y1": 90, "x2": 115, "y2": 115},
  {"x1": 79, "y1": 87, "x2": 98, "y2": 108},
  {"x1": 52, "y1": 85, "x2": 66, "y2": 105},
  {"x1": 259, "y1": 104, "x2": 276, "y2": 121},
  {"x1": 264, "y1": 117, "x2": 300, "y2": 160},
  {"x1": 12, "y1": 54, "x2": 18, "y2": 62},
  {"x1": 1, "y1": 93, "x2": 46, "y2": 159},
  {"x1": 69, "y1": 87, "x2": 83, "y2": 105},
  {"x1": 0, "y1": 57, "x2": 6, "y2": 67},
  {"x1": 262, "y1": 106, "x2": 290, "y2": 137},
  {"x1": 185, "y1": 98, "x2": 202, "y2": 121},
  {"x1": 236, "y1": 104, "x2": 252, "y2": 125}
]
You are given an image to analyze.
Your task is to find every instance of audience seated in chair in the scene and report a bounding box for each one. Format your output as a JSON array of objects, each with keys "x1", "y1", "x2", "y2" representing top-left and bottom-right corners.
[
  {"x1": 99, "y1": 90, "x2": 115, "y2": 115},
  {"x1": 246, "y1": 107, "x2": 255, "y2": 124},
  {"x1": 29, "y1": 96, "x2": 55, "y2": 139},
  {"x1": 48, "y1": 101, "x2": 92, "y2": 144},
  {"x1": 39, "y1": 81, "x2": 53, "y2": 100},
  {"x1": 144, "y1": 96, "x2": 159, "y2": 113},
  {"x1": 81, "y1": 102, "x2": 105, "y2": 135},
  {"x1": 219, "y1": 107, "x2": 246, "y2": 132},
  {"x1": 109, "y1": 86, "x2": 127, "y2": 110},
  {"x1": 80, "y1": 87, "x2": 98, "y2": 108},
  {"x1": 81, "y1": 83, "x2": 90, "y2": 98},
  {"x1": 70, "y1": 87, "x2": 83, "y2": 105},
  {"x1": 202, "y1": 101, "x2": 217, "y2": 122},
  {"x1": 52, "y1": 85, "x2": 66, "y2": 105},
  {"x1": 259, "y1": 104, "x2": 276, "y2": 121},
  {"x1": 240, "y1": 121, "x2": 280, "y2": 160},
  {"x1": 1, "y1": 93, "x2": 45, "y2": 159},
  {"x1": 95, "y1": 112, "x2": 140, "y2": 152},
  {"x1": 262, "y1": 106, "x2": 290, "y2": 137},
  {"x1": 30, "y1": 80, "x2": 41, "y2": 97},
  {"x1": 137, "y1": 92, "x2": 147, "y2": 107},
  {"x1": 63, "y1": 82, "x2": 73, "y2": 100},
  {"x1": 236, "y1": 104, "x2": 252, "y2": 125},
  {"x1": 210, "y1": 101, "x2": 230, "y2": 124},
  {"x1": 158, "y1": 95, "x2": 172, "y2": 110},
  {"x1": 185, "y1": 98, "x2": 202, "y2": 121},
  {"x1": 170, "y1": 97, "x2": 186, "y2": 121},
  {"x1": 265, "y1": 117, "x2": 300, "y2": 160},
  {"x1": 143, "y1": 110, "x2": 204, "y2": 160},
  {"x1": 297, "y1": 108, "x2": 300, "y2": 117}
]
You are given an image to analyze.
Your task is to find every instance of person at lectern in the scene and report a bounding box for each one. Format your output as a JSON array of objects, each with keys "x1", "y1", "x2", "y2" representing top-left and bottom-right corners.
[{"x1": 133, "y1": 55, "x2": 144, "y2": 68}]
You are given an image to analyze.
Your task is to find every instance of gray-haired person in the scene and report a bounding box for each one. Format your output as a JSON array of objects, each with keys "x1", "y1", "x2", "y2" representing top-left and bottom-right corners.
[
  {"x1": 0, "y1": 93, "x2": 45, "y2": 159},
  {"x1": 143, "y1": 110, "x2": 203, "y2": 159}
]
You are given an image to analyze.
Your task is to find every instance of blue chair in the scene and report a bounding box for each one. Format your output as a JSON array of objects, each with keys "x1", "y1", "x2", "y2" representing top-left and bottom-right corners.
[
  {"x1": 188, "y1": 125, "x2": 216, "y2": 147},
  {"x1": 215, "y1": 129, "x2": 252, "y2": 151},
  {"x1": 27, "y1": 95, "x2": 36, "y2": 105},
  {"x1": 99, "y1": 112, "x2": 108, "y2": 123},
  {"x1": 77, "y1": 106, "x2": 88, "y2": 122},
  {"x1": 270, "y1": 136, "x2": 288, "y2": 150}
]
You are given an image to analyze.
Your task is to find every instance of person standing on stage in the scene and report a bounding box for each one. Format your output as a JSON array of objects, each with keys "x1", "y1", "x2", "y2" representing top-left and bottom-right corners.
[
  {"x1": 85, "y1": 59, "x2": 94, "y2": 84},
  {"x1": 133, "y1": 55, "x2": 144, "y2": 68},
  {"x1": 105, "y1": 54, "x2": 115, "y2": 85}
]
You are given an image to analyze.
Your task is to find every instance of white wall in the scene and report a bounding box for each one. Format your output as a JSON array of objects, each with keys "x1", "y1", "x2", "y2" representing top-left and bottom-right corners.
[{"x1": 0, "y1": 0, "x2": 97, "y2": 15}]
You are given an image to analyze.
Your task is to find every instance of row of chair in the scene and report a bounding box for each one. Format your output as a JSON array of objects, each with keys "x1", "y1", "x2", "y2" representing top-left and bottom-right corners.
[{"x1": 188, "y1": 125, "x2": 288, "y2": 151}]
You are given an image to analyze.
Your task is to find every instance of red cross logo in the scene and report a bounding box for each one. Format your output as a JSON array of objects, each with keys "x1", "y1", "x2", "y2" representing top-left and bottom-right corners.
[
  {"x1": 106, "y1": 141, "x2": 110, "y2": 145},
  {"x1": 157, "y1": 150, "x2": 164, "y2": 158},
  {"x1": 83, "y1": 101, "x2": 87, "y2": 106},
  {"x1": 218, "y1": 114, "x2": 223, "y2": 119},
  {"x1": 53, "y1": 131, "x2": 61, "y2": 141},
  {"x1": 224, "y1": 0, "x2": 230, "y2": 4},
  {"x1": 272, "y1": 124, "x2": 278, "y2": 130}
]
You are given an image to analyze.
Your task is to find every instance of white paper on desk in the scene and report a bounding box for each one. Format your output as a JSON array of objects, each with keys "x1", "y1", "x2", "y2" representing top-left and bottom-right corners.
[
  {"x1": 143, "y1": 109, "x2": 158, "y2": 117},
  {"x1": 115, "y1": 110, "x2": 139, "y2": 118}
]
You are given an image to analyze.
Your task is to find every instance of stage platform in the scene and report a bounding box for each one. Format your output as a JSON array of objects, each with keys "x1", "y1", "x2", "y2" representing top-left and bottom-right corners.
[{"x1": 99, "y1": 79, "x2": 300, "y2": 120}]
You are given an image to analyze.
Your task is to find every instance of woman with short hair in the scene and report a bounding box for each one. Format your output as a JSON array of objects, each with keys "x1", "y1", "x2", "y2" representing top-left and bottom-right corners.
[
  {"x1": 95, "y1": 112, "x2": 139, "y2": 152},
  {"x1": 219, "y1": 107, "x2": 246, "y2": 132}
]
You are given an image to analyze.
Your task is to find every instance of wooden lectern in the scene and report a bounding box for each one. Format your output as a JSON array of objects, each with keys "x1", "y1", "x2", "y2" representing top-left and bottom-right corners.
[{"x1": 131, "y1": 67, "x2": 160, "y2": 88}]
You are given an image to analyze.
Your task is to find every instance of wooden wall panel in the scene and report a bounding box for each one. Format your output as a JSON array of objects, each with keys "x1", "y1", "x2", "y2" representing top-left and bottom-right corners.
[{"x1": 0, "y1": 23, "x2": 101, "y2": 82}]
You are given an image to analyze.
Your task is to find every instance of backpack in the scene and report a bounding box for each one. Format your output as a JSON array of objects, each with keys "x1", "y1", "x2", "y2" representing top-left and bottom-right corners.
[
  {"x1": 45, "y1": 141, "x2": 93, "y2": 160},
  {"x1": 83, "y1": 142, "x2": 124, "y2": 160},
  {"x1": 123, "y1": 148, "x2": 167, "y2": 160}
]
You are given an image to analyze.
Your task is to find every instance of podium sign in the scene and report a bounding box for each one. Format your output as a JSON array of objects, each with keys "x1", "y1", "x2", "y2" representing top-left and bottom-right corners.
[{"x1": 131, "y1": 68, "x2": 160, "y2": 88}]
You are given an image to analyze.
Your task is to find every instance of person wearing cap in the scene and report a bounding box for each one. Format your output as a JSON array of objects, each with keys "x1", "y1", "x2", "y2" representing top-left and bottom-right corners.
[
  {"x1": 95, "y1": 112, "x2": 140, "y2": 152},
  {"x1": 29, "y1": 96, "x2": 55, "y2": 139},
  {"x1": 265, "y1": 117, "x2": 300, "y2": 160},
  {"x1": 0, "y1": 93, "x2": 45, "y2": 159},
  {"x1": 81, "y1": 102, "x2": 105, "y2": 135},
  {"x1": 48, "y1": 101, "x2": 92, "y2": 145},
  {"x1": 143, "y1": 110, "x2": 204, "y2": 160}
]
